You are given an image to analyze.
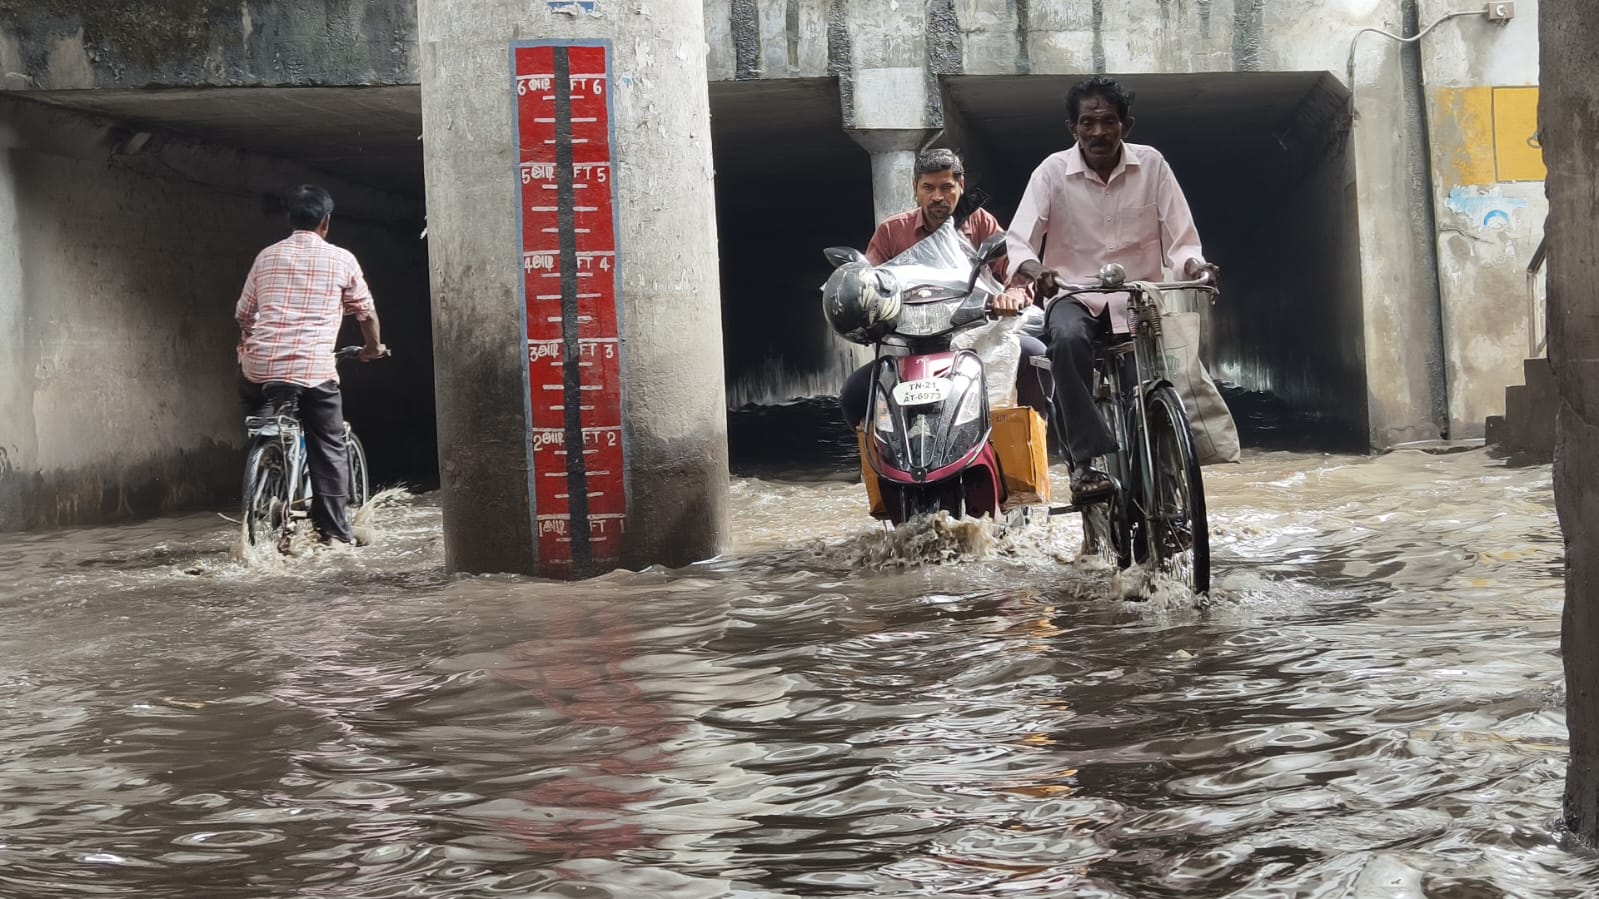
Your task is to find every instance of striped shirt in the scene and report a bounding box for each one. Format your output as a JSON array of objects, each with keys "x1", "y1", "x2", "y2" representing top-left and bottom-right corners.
[{"x1": 236, "y1": 231, "x2": 375, "y2": 387}]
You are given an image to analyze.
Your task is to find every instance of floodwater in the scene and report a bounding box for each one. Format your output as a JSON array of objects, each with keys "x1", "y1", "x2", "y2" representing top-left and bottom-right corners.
[{"x1": 0, "y1": 429, "x2": 1590, "y2": 896}]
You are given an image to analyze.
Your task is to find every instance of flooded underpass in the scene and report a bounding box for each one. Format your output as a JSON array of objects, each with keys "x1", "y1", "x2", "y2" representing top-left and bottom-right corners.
[{"x1": 0, "y1": 439, "x2": 1590, "y2": 897}]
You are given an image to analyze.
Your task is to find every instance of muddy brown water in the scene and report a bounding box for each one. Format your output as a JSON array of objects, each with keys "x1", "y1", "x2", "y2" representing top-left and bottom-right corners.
[{"x1": 0, "y1": 446, "x2": 1590, "y2": 897}]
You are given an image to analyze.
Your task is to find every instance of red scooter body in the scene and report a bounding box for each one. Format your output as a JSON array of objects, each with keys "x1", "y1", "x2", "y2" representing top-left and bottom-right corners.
[{"x1": 862, "y1": 348, "x2": 1007, "y2": 523}]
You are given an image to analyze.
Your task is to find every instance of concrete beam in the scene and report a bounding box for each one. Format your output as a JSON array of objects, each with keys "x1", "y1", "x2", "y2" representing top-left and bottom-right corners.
[{"x1": 0, "y1": 0, "x2": 418, "y2": 89}]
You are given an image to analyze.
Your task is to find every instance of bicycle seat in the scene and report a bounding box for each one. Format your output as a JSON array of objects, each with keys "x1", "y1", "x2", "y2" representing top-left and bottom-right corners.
[{"x1": 1093, "y1": 334, "x2": 1136, "y2": 361}]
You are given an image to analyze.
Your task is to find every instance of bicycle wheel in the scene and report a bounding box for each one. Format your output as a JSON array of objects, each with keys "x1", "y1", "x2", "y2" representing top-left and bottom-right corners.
[
  {"x1": 346, "y1": 428, "x2": 370, "y2": 509},
  {"x1": 243, "y1": 441, "x2": 288, "y2": 548},
  {"x1": 1142, "y1": 385, "x2": 1210, "y2": 594},
  {"x1": 1080, "y1": 394, "x2": 1132, "y2": 568}
]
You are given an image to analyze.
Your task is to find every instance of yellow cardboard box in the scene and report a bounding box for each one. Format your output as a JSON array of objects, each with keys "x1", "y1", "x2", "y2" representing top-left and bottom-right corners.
[{"x1": 991, "y1": 406, "x2": 1050, "y2": 506}]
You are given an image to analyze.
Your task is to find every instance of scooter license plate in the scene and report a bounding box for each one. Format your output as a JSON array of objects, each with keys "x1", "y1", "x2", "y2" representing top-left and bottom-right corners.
[{"x1": 892, "y1": 378, "x2": 951, "y2": 407}]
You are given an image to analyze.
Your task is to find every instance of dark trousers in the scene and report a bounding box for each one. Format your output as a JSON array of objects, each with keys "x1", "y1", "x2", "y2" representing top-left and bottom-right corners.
[
  {"x1": 839, "y1": 334, "x2": 1051, "y2": 429},
  {"x1": 1045, "y1": 301, "x2": 1128, "y2": 465},
  {"x1": 240, "y1": 378, "x2": 354, "y2": 543}
]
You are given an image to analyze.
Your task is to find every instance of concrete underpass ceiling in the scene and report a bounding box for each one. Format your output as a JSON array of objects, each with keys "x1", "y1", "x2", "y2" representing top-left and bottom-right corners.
[
  {"x1": 23, "y1": 86, "x2": 424, "y2": 194},
  {"x1": 944, "y1": 71, "x2": 1348, "y2": 177},
  {"x1": 708, "y1": 79, "x2": 866, "y2": 189}
]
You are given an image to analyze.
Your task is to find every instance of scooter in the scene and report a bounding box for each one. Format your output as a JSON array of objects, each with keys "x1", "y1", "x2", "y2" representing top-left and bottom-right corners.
[{"x1": 823, "y1": 225, "x2": 1051, "y2": 527}]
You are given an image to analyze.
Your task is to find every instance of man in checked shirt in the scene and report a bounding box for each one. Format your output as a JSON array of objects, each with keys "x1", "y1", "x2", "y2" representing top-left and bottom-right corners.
[{"x1": 236, "y1": 185, "x2": 388, "y2": 547}]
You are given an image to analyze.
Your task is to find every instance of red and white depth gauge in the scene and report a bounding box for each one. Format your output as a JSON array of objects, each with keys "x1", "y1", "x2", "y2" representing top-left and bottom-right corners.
[{"x1": 513, "y1": 41, "x2": 626, "y2": 577}]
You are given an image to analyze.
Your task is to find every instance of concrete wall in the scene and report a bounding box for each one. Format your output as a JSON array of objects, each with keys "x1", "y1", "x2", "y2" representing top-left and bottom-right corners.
[
  {"x1": 1418, "y1": 0, "x2": 1543, "y2": 438},
  {"x1": 0, "y1": 97, "x2": 426, "y2": 531},
  {"x1": 0, "y1": 0, "x2": 417, "y2": 89},
  {"x1": 1541, "y1": 0, "x2": 1599, "y2": 842}
]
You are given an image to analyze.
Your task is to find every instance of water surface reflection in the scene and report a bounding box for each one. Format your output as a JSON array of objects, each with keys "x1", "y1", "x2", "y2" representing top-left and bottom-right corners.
[{"x1": 0, "y1": 448, "x2": 1587, "y2": 897}]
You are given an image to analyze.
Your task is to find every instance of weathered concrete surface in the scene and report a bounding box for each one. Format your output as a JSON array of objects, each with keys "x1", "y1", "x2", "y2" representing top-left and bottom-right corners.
[
  {"x1": 1, "y1": 0, "x2": 1524, "y2": 452},
  {"x1": 419, "y1": 0, "x2": 730, "y2": 576},
  {"x1": 0, "y1": 0, "x2": 417, "y2": 89},
  {"x1": 0, "y1": 95, "x2": 426, "y2": 532},
  {"x1": 699, "y1": 0, "x2": 1445, "y2": 447},
  {"x1": 1542, "y1": 0, "x2": 1599, "y2": 846},
  {"x1": 1418, "y1": 0, "x2": 1544, "y2": 438}
]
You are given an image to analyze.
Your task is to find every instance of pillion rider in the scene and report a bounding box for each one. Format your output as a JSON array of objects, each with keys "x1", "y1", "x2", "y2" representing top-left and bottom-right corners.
[
  {"x1": 1004, "y1": 76, "x2": 1220, "y2": 504},
  {"x1": 837, "y1": 148, "x2": 1050, "y2": 429}
]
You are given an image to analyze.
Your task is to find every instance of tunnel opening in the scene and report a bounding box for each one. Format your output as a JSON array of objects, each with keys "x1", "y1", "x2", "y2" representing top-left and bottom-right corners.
[
  {"x1": 0, "y1": 87, "x2": 434, "y2": 529},
  {"x1": 710, "y1": 79, "x2": 875, "y2": 411},
  {"x1": 943, "y1": 71, "x2": 1366, "y2": 453},
  {"x1": 714, "y1": 72, "x2": 1367, "y2": 476}
]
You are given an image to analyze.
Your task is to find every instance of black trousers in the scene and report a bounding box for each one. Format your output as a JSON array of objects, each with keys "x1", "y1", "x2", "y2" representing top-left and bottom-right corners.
[
  {"x1": 1044, "y1": 300, "x2": 1122, "y2": 465},
  {"x1": 240, "y1": 378, "x2": 354, "y2": 543},
  {"x1": 839, "y1": 334, "x2": 1051, "y2": 430}
]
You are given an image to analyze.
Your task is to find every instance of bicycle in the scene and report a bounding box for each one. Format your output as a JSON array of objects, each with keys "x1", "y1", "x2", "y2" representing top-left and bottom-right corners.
[
  {"x1": 1047, "y1": 265, "x2": 1219, "y2": 594},
  {"x1": 241, "y1": 346, "x2": 375, "y2": 552}
]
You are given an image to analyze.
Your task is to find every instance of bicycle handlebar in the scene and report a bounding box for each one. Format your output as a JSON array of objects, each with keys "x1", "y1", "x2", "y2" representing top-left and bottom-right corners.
[
  {"x1": 1055, "y1": 276, "x2": 1219, "y2": 296},
  {"x1": 335, "y1": 346, "x2": 393, "y2": 361}
]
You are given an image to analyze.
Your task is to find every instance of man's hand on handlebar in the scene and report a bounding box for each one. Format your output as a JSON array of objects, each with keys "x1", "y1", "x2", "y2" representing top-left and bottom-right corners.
[
  {"x1": 1014, "y1": 259, "x2": 1059, "y2": 301},
  {"x1": 1184, "y1": 257, "x2": 1222, "y2": 291},
  {"x1": 359, "y1": 343, "x2": 391, "y2": 362},
  {"x1": 993, "y1": 285, "x2": 1029, "y2": 316}
]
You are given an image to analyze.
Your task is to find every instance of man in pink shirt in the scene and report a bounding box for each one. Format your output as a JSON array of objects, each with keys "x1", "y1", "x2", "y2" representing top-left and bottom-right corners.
[
  {"x1": 237, "y1": 185, "x2": 388, "y2": 546},
  {"x1": 1005, "y1": 77, "x2": 1220, "y2": 502},
  {"x1": 839, "y1": 149, "x2": 1045, "y2": 429}
]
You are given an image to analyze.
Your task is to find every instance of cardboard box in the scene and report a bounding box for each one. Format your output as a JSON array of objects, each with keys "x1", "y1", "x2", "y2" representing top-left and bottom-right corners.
[
  {"x1": 855, "y1": 427, "x2": 887, "y2": 517},
  {"x1": 991, "y1": 406, "x2": 1051, "y2": 505}
]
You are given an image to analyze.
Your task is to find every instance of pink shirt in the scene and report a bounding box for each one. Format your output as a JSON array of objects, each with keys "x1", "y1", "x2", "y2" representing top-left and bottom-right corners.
[
  {"x1": 1005, "y1": 143, "x2": 1206, "y2": 332},
  {"x1": 236, "y1": 231, "x2": 375, "y2": 387}
]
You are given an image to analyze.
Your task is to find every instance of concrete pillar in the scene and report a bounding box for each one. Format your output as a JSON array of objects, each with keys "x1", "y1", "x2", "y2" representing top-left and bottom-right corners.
[
  {"x1": 865, "y1": 145, "x2": 917, "y2": 226},
  {"x1": 1542, "y1": 0, "x2": 1599, "y2": 844},
  {"x1": 418, "y1": 0, "x2": 730, "y2": 578},
  {"x1": 846, "y1": 67, "x2": 941, "y2": 226}
]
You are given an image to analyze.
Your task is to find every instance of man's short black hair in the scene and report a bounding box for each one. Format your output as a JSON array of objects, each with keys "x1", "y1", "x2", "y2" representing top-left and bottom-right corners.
[
  {"x1": 287, "y1": 184, "x2": 335, "y2": 231},
  {"x1": 914, "y1": 148, "x2": 965, "y2": 180},
  {"x1": 1066, "y1": 76, "x2": 1134, "y2": 122}
]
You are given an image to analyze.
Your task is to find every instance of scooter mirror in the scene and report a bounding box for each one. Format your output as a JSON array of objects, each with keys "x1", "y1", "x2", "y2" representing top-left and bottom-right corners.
[
  {"x1": 824, "y1": 246, "x2": 868, "y2": 269},
  {"x1": 976, "y1": 233, "x2": 1008, "y2": 264}
]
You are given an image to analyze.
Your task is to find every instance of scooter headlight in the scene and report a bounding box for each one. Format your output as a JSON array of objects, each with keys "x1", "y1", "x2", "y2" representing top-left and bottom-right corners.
[
  {"x1": 952, "y1": 355, "x2": 985, "y2": 426},
  {"x1": 872, "y1": 388, "x2": 895, "y2": 436},
  {"x1": 953, "y1": 383, "x2": 982, "y2": 426}
]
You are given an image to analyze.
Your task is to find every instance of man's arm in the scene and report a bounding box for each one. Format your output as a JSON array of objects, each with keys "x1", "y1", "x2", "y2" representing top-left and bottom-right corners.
[
  {"x1": 1005, "y1": 165, "x2": 1058, "y2": 296},
  {"x1": 1154, "y1": 156, "x2": 1217, "y2": 283},
  {"x1": 970, "y1": 210, "x2": 1030, "y2": 314},
  {"x1": 357, "y1": 309, "x2": 386, "y2": 361},
  {"x1": 235, "y1": 260, "x2": 259, "y2": 359},
  {"x1": 341, "y1": 258, "x2": 388, "y2": 361}
]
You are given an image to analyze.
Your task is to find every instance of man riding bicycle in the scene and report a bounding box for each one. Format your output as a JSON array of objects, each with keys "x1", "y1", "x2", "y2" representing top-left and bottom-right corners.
[
  {"x1": 236, "y1": 184, "x2": 388, "y2": 547},
  {"x1": 1004, "y1": 77, "x2": 1220, "y2": 505},
  {"x1": 838, "y1": 148, "x2": 1049, "y2": 428}
]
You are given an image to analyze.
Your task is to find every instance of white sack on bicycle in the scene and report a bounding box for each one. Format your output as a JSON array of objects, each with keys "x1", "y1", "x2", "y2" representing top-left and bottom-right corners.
[{"x1": 1135, "y1": 282, "x2": 1241, "y2": 465}]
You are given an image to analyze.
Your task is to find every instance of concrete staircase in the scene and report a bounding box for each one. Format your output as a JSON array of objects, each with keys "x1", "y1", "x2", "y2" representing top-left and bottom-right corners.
[{"x1": 1485, "y1": 357, "x2": 1556, "y2": 464}]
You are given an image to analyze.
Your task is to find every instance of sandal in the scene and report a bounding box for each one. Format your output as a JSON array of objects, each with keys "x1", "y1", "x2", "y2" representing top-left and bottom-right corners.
[{"x1": 1070, "y1": 466, "x2": 1116, "y2": 503}]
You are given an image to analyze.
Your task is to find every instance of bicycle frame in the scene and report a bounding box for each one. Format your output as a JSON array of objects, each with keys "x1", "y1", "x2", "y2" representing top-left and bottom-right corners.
[{"x1": 1053, "y1": 268, "x2": 1216, "y2": 585}]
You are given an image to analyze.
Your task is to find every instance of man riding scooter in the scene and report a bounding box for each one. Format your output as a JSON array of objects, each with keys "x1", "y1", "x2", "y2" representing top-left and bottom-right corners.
[{"x1": 837, "y1": 149, "x2": 1049, "y2": 428}]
